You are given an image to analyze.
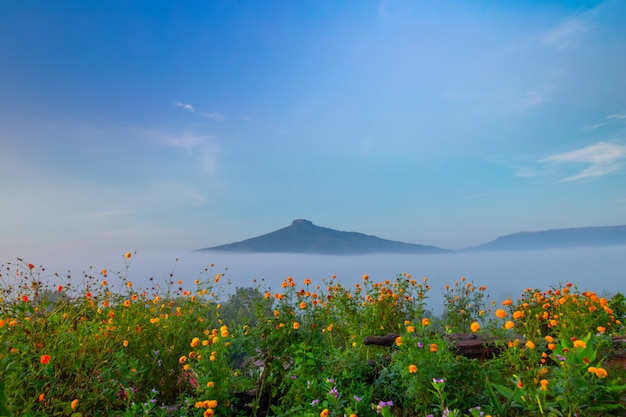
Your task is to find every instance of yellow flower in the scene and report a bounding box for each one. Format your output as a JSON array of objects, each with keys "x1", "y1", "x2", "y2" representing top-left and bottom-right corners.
[
  {"x1": 470, "y1": 321, "x2": 480, "y2": 332},
  {"x1": 408, "y1": 364, "x2": 418, "y2": 373}
]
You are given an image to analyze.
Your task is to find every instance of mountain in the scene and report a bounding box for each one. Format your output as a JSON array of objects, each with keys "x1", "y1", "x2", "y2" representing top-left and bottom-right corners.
[
  {"x1": 197, "y1": 219, "x2": 449, "y2": 255},
  {"x1": 466, "y1": 225, "x2": 626, "y2": 251}
]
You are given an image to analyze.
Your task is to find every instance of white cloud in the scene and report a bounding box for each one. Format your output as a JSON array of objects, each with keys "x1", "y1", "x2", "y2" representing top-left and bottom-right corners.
[
  {"x1": 543, "y1": 18, "x2": 589, "y2": 50},
  {"x1": 176, "y1": 102, "x2": 195, "y2": 112},
  {"x1": 607, "y1": 112, "x2": 626, "y2": 120},
  {"x1": 539, "y1": 142, "x2": 626, "y2": 182},
  {"x1": 176, "y1": 102, "x2": 225, "y2": 121}
]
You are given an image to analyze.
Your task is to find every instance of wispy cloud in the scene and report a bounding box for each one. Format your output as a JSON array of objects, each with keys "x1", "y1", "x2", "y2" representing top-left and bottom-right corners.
[
  {"x1": 543, "y1": 18, "x2": 590, "y2": 50},
  {"x1": 607, "y1": 111, "x2": 626, "y2": 120},
  {"x1": 175, "y1": 102, "x2": 225, "y2": 121},
  {"x1": 176, "y1": 102, "x2": 195, "y2": 112},
  {"x1": 539, "y1": 142, "x2": 626, "y2": 182},
  {"x1": 583, "y1": 111, "x2": 626, "y2": 131}
]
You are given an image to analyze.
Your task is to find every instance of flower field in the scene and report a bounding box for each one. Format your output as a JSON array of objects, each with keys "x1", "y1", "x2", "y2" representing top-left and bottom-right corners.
[{"x1": 1, "y1": 253, "x2": 625, "y2": 417}]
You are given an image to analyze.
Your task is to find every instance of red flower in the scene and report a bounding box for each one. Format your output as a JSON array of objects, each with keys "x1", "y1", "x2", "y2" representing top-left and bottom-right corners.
[
  {"x1": 57, "y1": 285, "x2": 63, "y2": 292},
  {"x1": 22, "y1": 295, "x2": 29, "y2": 302},
  {"x1": 40, "y1": 355, "x2": 51, "y2": 364},
  {"x1": 28, "y1": 263, "x2": 35, "y2": 270}
]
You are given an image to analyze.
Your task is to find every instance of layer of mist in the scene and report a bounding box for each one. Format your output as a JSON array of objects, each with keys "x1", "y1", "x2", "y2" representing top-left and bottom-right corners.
[{"x1": 3, "y1": 246, "x2": 625, "y2": 316}]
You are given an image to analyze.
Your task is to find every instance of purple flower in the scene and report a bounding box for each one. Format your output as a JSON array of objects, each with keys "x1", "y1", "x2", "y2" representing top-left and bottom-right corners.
[
  {"x1": 311, "y1": 399, "x2": 319, "y2": 406},
  {"x1": 557, "y1": 355, "x2": 566, "y2": 361},
  {"x1": 353, "y1": 395, "x2": 362, "y2": 402},
  {"x1": 291, "y1": 375, "x2": 298, "y2": 380},
  {"x1": 433, "y1": 378, "x2": 445, "y2": 384},
  {"x1": 417, "y1": 341, "x2": 424, "y2": 348},
  {"x1": 329, "y1": 386, "x2": 339, "y2": 398}
]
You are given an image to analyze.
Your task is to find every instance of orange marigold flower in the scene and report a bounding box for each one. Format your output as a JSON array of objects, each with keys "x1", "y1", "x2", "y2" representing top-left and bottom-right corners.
[
  {"x1": 124, "y1": 252, "x2": 132, "y2": 259},
  {"x1": 573, "y1": 340, "x2": 587, "y2": 349},
  {"x1": 71, "y1": 399, "x2": 79, "y2": 410},
  {"x1": 203, "y1": 410, "x2": 214, "y2": 417},
  {"x1": 207, "y1": 381, "x2": 215, "y2": 388},
  {"x1": 304, "y1": 278, "x2": 311, "y2": 285},
  {"x1": 101, "y1": 269, "x2": 107, "y2": 275},
  {"x1": 470, "y1": 321, "x2": 480, "y2": 332},
  {"x1": 299, "y1": 301, "x2": 307, "y2": 309},
  {"x1": 597, "y1": 326, "x2": 606, "y2": 334},
  {"x1": 38, "y1": 393, "x2": 45, "y2": 402},
  {"x1": 123, "y1": 300, "x2": 131, "y2": 307},
  {"x1": 293, "y1": 322, "x2": 300, "y2": 330},
  {"x1": 594, "y1": 367, "x2": 608, "y2": 378},
  {"x1": 408, "y1": 364, "x2": 418, "y2": 373},
  {"x1": 504, "y1": 321, "x2": 515, "y2": 329},
  {"x1": 40, "y1": 354, "x2": 51, "y2": 365},
  {"x1": 395, "y1": 336, "x2": 403, "y2": 346},
  {"x1": 406, "y1": 325, "x2": 415, "y2": 333},
  {"x1": 429, "y1": 343, "x2": 438, "y2": 352},
  {"x1": 421, "y1": 317, "x2": 431, "y2": 326},
  {"x1": 525, "y1": 340, "x2": 536, "y2": 349},
  {"x1": 495, "y1": 309, "x2": 507, "y2": 319},
  {"x1": 501, "y1": 299, "x2": 513, "y2": 306},
  {"x1": 512, "y1": 310, "x2": 524, "y2": 320},
  {"x1": 545, "y1": 335, "x2": 554, "y2": 343},
  {"x1": 517, "y1": 380, "x2": 523, "y2": 389},
  {"x1": 321, "y1": 409, "x2": 330, "y2": 417},
  {"x1": 123, "y1": 340, "x2": 129, "y2": 347}
]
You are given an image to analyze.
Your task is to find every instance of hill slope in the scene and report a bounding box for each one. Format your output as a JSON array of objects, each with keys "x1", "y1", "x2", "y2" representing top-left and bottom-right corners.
[
  {"x1": 466, "y1": 225, "x2": 626, "y2": 251},
  {"x1": 197, "y1": 219, "x2": 448, "y2": 255}
]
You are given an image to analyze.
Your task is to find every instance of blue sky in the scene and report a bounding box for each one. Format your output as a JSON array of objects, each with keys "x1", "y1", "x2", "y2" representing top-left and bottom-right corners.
[{"x1": 1, "y1": 0, "x2": 625, "y2": 252}]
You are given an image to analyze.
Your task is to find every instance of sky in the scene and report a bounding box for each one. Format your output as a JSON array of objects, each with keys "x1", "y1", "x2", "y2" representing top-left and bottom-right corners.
[{"x1": 1, "y1": 0, "x2": 625, "y2": 253}]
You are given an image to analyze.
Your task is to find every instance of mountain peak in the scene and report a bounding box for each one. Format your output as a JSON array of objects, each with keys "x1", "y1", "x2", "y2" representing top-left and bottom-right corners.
[
  {"x1": 198, "y1": 220, "x2": 447, "y2": 255},
  {"x1": 291, "y1": 219, "x2": 313, "y2": 226}
]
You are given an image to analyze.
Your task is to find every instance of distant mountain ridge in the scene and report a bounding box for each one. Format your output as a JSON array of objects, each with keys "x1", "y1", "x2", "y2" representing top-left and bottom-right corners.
[
  {"x1": 465, "y1": 225, "x2": 626, "y2": 251},
  {"x1": 198, "y1": 219, "x2": 448, "y2": 255},
  {"x1": 197, "y1": 221, "x2": 626, "y2": 254}
]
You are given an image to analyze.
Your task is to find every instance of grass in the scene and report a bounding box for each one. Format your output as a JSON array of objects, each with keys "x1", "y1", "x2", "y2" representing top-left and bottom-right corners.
[{"x1": 1, "y1": 253, "x2": 625, "y2": 417}]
